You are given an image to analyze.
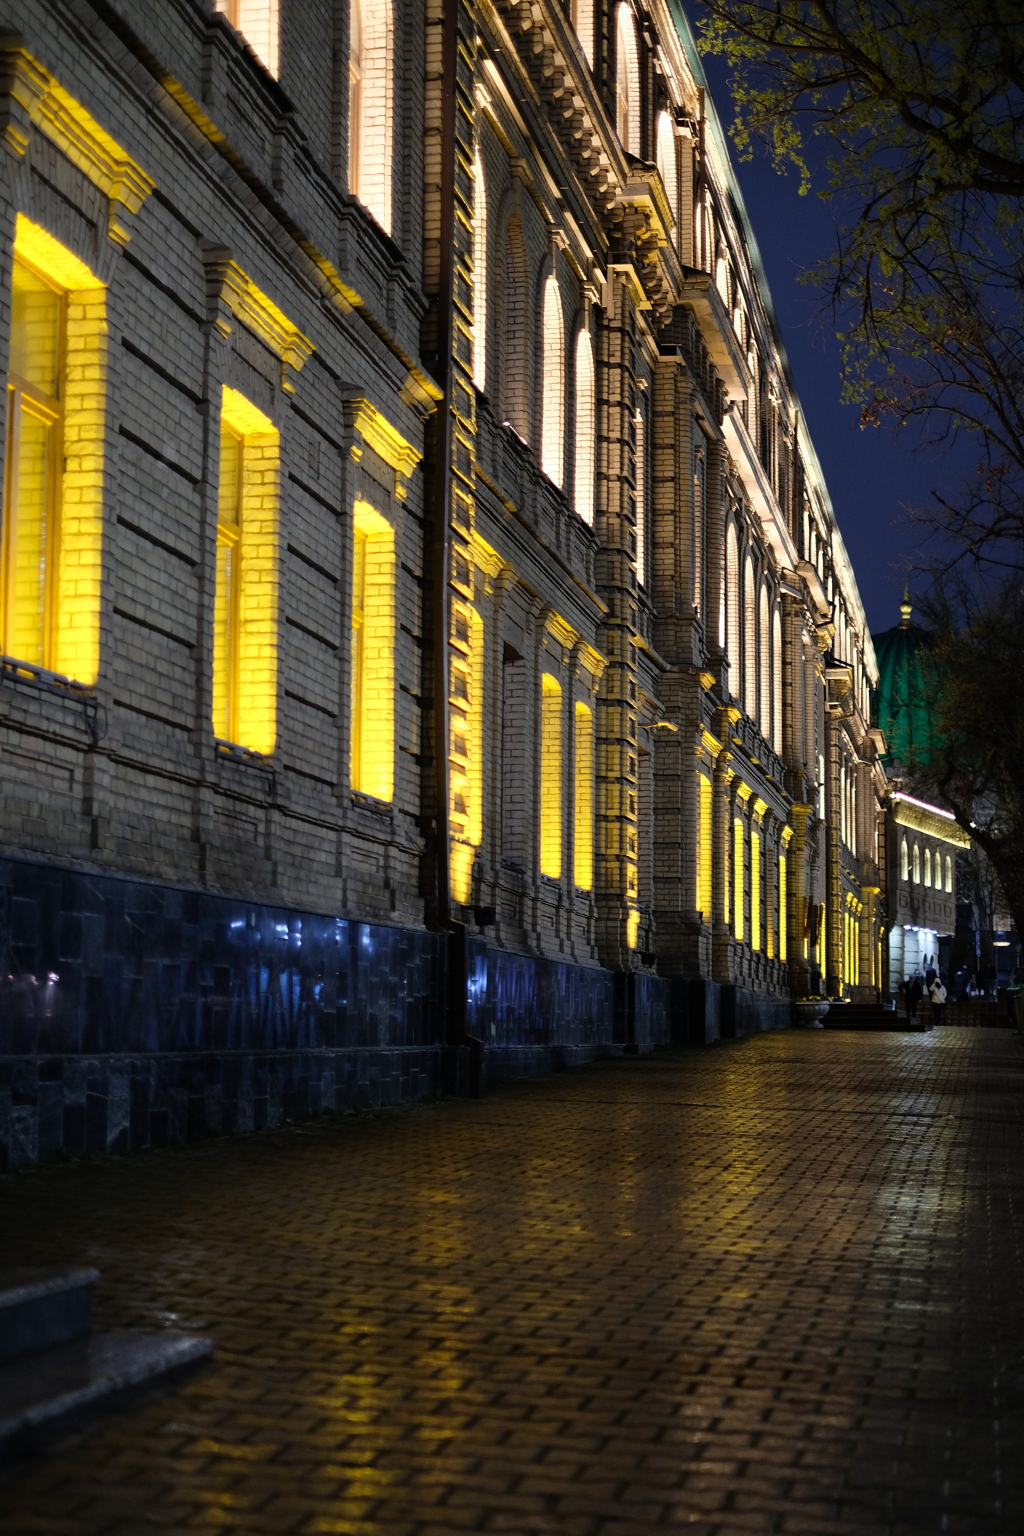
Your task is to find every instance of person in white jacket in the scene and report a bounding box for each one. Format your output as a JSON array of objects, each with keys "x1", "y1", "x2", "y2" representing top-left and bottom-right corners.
[{"x1": 929, "y1": 978, "x2": 948, "y2": 1025}]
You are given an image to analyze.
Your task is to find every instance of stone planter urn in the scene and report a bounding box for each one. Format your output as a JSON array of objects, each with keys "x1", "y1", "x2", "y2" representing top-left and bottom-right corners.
[{"x1": 791, "y1": 998, "x2": 830, "y2": 1029}]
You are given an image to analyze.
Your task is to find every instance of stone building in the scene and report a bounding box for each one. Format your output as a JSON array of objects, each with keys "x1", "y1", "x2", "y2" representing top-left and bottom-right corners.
[
  {"x1": 0, "y1": 0, "x2": 886, "y2": 1166},
  {"x1": 872, "y1": 595, "x2": 970, "y2": 989}
]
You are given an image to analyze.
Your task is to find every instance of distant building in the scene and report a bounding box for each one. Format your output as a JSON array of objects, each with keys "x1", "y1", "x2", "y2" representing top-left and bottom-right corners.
[
  {"x1": 872, "y1": 595, "x2": 971, "y2": 988},
  {"x1": 0, "y1": 0, "x2": 887, "y2": 1166}
]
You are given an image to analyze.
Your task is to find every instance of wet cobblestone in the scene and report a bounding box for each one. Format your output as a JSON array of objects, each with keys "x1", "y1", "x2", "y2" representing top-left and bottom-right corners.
[{"x1": 2, "y1": 1027, "x2": 1024, "y2": 1534}]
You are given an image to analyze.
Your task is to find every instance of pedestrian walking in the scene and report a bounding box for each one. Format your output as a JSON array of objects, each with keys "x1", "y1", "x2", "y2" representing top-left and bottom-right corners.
[
  {"x1": 929, "y1": 977, "x2": 947, "y2": 1025},
  {"x1": 901, "y1": 976, "x2": 923, "y2": 1021}
]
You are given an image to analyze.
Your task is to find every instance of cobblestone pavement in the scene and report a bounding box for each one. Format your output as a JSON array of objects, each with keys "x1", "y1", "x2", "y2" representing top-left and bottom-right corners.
[{"x1": 3, "y1": 1027, "x2": 1024, "y2": 1536}]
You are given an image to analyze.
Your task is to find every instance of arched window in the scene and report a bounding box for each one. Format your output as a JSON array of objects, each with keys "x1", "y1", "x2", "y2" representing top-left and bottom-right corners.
[
  {"x1": 573, "y1": 327, "x2": 595, "y2": 524},
  {"x1": 656, "y1": 111, "x2": 678, "y2": 234},
  {"x1": 924, "y1": 848, "x2": 932, "y2": 887},
  {"x1": 725, "y1": 521, "x2": 739, "y2": 684},
  {"x1": 501, "y1": 217, "x2": 529, "y2": 440},
  {"x1": 912, "y1": 842, "x2": 921, "y2": 883},
  {"x1": 615, "y1": 5, "x2": 641, "y2": 155},
  {"x1": 758, "y1": 585, "x2": 770, "y2": 732},
  {"x1": 348, "y1": 0, "x2": 394, "y2": 235},
  {"x1": 945, "y1": 854, "x2": 953, "y2": 892},
  {"x1": 743, "y1": 556, "x2": 757, "y2": 719},
  {"x1": 772, "y1": 607, "x2": 782, "y2": 754},
  {"x1": 216, "y1": 0, "x2": 279, "y2": 76},
  {"x1": 472, "y1": 148, "x2": 487, "y2": 392},
  {"x1": 541, "y1": 275, "x2": 565, "y2": 486},
  {"x1": 716, "y1": 253, "x2": 729, "y2": 306},
  {"x1": 901, "y1": 837, "x2": 909, "y2": 881},
  {"x1": 572, "y1": 0, "x2": 594, "y2": 66}
]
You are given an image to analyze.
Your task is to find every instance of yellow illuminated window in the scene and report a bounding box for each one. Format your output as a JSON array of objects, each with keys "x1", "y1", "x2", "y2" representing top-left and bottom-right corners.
[
  {"x1": 540, "y1": 673, "x2": 562, "y2": 878},
  {"x1": 2, "y1": 220, "x2": 105, "y2": 684},
  {"x1": 733, "y1": 817, "x2": 745, "y2": 941},
  {"x1": 778, "y1": 853, "x2": 787, "y2": 961},
  {"x1": 212, "y1": 387, "x2": 280, "y2": 754},
  {"x1": 350, "y1": 499, "x2": 394, "y2": 800},
  {"x1": 924, "y1": 847, "x2": 932, "y2": 887},
  {"x1": 450, "y1": 602, "x2": 482, "y2": 904},
  {"x1": 697, "y1": 773, "x2": 712, "y2": 919},
  {"x1": 912, "y1": 842, "x2": 920, "y2": 883},
  {"x1": 215, "y1": 0, "x2": 279, "y2": 75},
  {"x1": 751, "y1": 829, "x2": 761, "y2": 951},
  {"x1": 945, "y1": 854, "x2": 953, "y2": 892},
  {"x1": 901, "y1": 837, "x2": 909, "y2": 881},
  {"x1": 574, "y1": 701, "x2": 594, "y2": 890}
]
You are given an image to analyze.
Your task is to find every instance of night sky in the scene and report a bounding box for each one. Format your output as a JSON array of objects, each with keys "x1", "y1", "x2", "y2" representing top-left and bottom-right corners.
[{"x1": 697, "y1": 47, "x2": 952, "y2": 637}]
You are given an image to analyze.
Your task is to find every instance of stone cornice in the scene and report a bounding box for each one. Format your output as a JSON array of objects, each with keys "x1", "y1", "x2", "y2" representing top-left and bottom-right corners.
[{"x1": 0, "y1": 40, "x2": 155, "y2": 244}]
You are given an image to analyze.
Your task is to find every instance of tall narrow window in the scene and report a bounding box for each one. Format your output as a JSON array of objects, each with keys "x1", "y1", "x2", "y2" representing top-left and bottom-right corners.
[
  {"x1": 912, "y1": 842, "x2": 921, "y2": 883},
  {"x1": 2, "y1": 219, "x2": 105, "y2": 685},
  {"x1": 501, "y1": 648, "x2": 529, "y2": 868},
  {"x1": 348, "y1": 0, "x2": 393, "y2": 234},
  {"x1": 502, "y1": 218, "x2": 529, "y2": 440},
  {"x1": 751, "y1": 828, "x2": 761, "y2": 951},
  {"x1": 572, "y1": 0, "x2": 594, "y2": 66},
  {"x1": 634, "y1": 407, "x2": 647, "y2": 588},
  {"x1": 945, "y1": 854, "x2": 953, "y2": 893},
  {"x1": 349, "y1": 0, "x2": 362, "y2": 189},
  {"x1": 573, "y1": 327, "x2": 595, "y2": 524},
  {"x1": 541, "y1": 275, "x2": 564, "y2": 485},
  {"x1": 213, "y1": 389, "x2": 281, "y2": 755},
  {"x1": 656, "y1": 111, "x2": 678, "y2": 234},
  {"x1": 350, "y1": 499, "x2": 394, "y2": 797},
  {"x1": 772, "y1": 608, "x2": 783, "y2": 754},
  {"x1": 4, "y1": 259, "x2": 62, "y2": 670},
  {"x1": 574, "y1": 701, "x2": 594, "y2": 890},
  {"x1": 758, "y1": 585, "x2": 770, "y2": 732},
  {"x1": 901, "y1": 837, "x2": 909, "y2": 881},
  {"x1": 924, "y1": 848, "x2": 932, "y2": 887},
  {"x1": 697, "y1": 773, "x2": 713, "y2": 920},
  {"x1": 692, "y1": 450, "x2": 706, "y2": 613},
  {"x1": 778, "y1": 852, "x2": 787, "y2": 961},
  {"x1": 540, "y1": 673, "x2": 563, "y2": 878},
  {"x1": 725, "y1": 521, "x2": 739, "y2": 678},
  {"x1": 450, "y1": 601, "x2": 483, "y2": 904},
  {"x1": 215, "y1": 0, "x2": 279, "y2": 75},
  {"x1": 472, "y1": 147, "x2": 487, "y2": 392},
  {"x1": 615, "y1": 4, "x2": 641, "y2": 155},
  {"x1": 743, "y1": 556, "x2": 756, "y2": 718},
  {"x1": 733, "y1": 815, "x2": 745, "y2": 942}
]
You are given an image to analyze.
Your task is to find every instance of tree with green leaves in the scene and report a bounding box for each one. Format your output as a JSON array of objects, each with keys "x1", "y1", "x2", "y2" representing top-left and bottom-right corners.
[{"x1": 697, "y1": 0, "x2": 1024, "y2": 571}]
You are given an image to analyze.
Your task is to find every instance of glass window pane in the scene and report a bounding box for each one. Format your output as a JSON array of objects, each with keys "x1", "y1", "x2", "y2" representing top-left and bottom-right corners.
[
  {"x1": 7, "y1": 403, "x2": 52, "y2": 663},
  {"x1": 10, "y1": 261, "x2": 61, "y2": 396},
  {"x1": 219, "y1": 426, "x2": 242, "y2": 527},
  {"x1": 212, "y1": 534, "x2": 236, "y2": 740}
]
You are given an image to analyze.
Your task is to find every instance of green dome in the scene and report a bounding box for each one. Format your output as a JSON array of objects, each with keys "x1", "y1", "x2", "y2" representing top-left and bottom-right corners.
[{"x1": 872, "y1": 594, "x2": 933, "y2": 768}]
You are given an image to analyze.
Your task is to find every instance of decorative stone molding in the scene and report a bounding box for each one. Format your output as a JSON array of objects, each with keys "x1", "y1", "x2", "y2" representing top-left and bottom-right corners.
[
  {"x1": 203, "y1": 249, "x2": 315, "y2": 394},
  {"x1": 345, "y1": 398, "x2": 422, "y2": 499},
  {"x1": 0, "y1": 41, "x2": 155, "y2": 244}
]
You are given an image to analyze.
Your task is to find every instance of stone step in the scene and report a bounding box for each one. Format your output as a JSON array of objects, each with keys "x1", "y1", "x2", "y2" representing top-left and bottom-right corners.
[
  {"x1": 0, "y1": 1267, "x2": 99, "y2": 1366},
  {"x1": 0, "y1": 1267, "x2": 212, "y2": 1462},
  {"x1": 824, "y1": 1006, "x2": 930, "y2": 1033},
  {"x1": 0, "y1": 1330, "x2": 212, "y2": 1462}
]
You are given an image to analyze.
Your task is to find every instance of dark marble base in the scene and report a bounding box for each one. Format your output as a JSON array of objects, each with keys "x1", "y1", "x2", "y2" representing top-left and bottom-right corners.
[{"x1": 0, "y1": 856, "x2": 682, "y2": 1165}]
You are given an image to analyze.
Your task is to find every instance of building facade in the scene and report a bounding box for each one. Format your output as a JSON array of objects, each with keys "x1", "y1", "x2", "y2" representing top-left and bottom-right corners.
[{"x1": 0, "y1": 0, "x2": 886, "y2": 1167}]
